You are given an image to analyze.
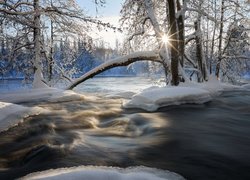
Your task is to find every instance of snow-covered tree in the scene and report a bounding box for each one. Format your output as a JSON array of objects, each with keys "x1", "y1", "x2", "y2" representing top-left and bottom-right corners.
[
  {"x1": 120, "y1": 0, "x2": 212, "y2": 84},
  {"x1": 120, "y1": 0, "x2": 187, "y2": 85},
  {"x1": 214, "y1": 0, "x2": 250, "y2": 78},
  {"x1": 220, "y1": 23, "x2": 250, "y2": 83},
  {"x1": 0, "y1": 0, "x2": 118, "y2": 87}
]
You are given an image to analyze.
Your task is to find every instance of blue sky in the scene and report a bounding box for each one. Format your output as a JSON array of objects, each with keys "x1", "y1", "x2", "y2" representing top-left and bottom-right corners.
[{"x1": 76, "y1": 0, "x2": 124, "y2": 17}]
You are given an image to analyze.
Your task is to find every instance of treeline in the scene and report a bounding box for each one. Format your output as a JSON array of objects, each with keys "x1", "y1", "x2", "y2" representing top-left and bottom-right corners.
[{"x1": 0, "y1": 37, "x2": 154, "y2": 82}]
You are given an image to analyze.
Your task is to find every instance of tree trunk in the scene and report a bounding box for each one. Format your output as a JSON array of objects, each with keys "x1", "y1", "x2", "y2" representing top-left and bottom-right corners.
[
  {"x1": 215, "y1": 0, "x2": 225, "y2": 79},
  {"x1": 33, "y1": 0, "x2": 47, "y2": 88},
  {"x1": 176, "y1": 0, "x2": 185, "y2": 68},
  {"x1": 194, "y1": 20, "x2": 208, "y2": 82},
  {"x1": 210, "y1": 0, "x2": 217, "y2": 74},
  {"x1": 48, "y1": 20, "x2": 53, "y2": 82},
  {"x1": 167, "y1": 0, "x2": 179, "y2": 86}
]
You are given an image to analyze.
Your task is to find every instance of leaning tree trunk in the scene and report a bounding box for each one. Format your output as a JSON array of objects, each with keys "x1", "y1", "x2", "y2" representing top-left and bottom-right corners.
[
  {"x1": 67, "y1": 51, "x2": 162, "y2": 90},
  {"x1": 167, "y1": 0, "x2": 179, "y2": 86}
]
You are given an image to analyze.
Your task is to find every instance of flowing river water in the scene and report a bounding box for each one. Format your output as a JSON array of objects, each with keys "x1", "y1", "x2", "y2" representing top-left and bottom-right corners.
[{"x1": 0, "y1": 77, "x2": 250, "y2": 179}]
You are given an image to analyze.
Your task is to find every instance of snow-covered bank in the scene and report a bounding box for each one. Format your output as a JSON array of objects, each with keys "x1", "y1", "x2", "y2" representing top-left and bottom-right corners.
[
  {"x1": 123, "y1": 86, "x2": 212, "y2": 111},
  {"x1": 20, "y1": 166, "x2": 185, "y2": 180},
  {"x1": 0, "y1": 102, "x2": 46, "y2": 132},
  {"x1": 123, "y1": 77, "x2": 246, "y2": 111},
  {"x1": 241, "y1": 83, "x2": 250, "y2": 90},
  {"x1": 0, "y1": 88, "x2": 88, "y2": 132},
  {"x1": 0, "y1": 77, "x2": 249, "y2": 131},
  {"x1": 0, "y1": 87, "x2": 86, "y2": 104}
]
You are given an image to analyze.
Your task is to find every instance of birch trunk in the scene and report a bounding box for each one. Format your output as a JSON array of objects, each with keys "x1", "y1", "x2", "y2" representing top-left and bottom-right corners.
[
  {"x1": 215, "y1": 0, "x2": 225, "y2": 79},
  {"x1": 33, "y1": 0, "x2": 47, "y2": 88},
  {"x1": 194, "y1": 20, "x2": 208, "y2": 82}
]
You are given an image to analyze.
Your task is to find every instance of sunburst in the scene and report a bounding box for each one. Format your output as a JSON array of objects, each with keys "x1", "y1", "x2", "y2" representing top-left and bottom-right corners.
[{"x1": 161, "y1": 34, "x2": 169, "y2": 44}]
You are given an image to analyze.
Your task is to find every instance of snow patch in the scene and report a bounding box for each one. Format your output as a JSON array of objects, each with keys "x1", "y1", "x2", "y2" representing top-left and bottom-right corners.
[
  {"x1": 124, "y1": 86, "x2": 212, "y2": 111},
  {"x1": 20, "y1": 166, "x2": 185, "y2": 180},
  {"x1": 0, "y1": 102, "x2": 46, "y2": 132},
  {"x1": 32, "y1": 69, "x2": 49, "y2": 89},
  {"x1": 0, "y1": 88, "x2": 89, "y2": 132},
  {"x1": 0, "y1": 88, "x2": 86, "y2": 104},
  {"x1": 123, "y1": 76, "x2": 233, "y2": 111},
  {"x1": 242, "y1": 84, "x2": 250, "y2": 89}
]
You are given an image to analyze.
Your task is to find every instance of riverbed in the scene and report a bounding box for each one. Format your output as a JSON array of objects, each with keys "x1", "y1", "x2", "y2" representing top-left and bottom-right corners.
[{"x1": 0, "y1": 77, "x2": 250, "y2": 179}]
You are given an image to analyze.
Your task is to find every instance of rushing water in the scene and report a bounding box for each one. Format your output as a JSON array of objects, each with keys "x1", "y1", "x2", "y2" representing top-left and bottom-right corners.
[{"x1": 0, "y1": 77, "x2": 250, "y2": 180}]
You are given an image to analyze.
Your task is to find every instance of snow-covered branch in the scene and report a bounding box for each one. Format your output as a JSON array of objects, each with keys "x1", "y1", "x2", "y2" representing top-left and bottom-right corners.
[
  {"x1": 185, "y1": 33, "x2": 196, "y2": 44},
  {"x1": 0, "y1": 8, "x2": 34, "y2": 16},
  {"x1": 44, "y1": 7, "x2": 121, "y2": 31},
  {"x1": 186, "y1": 8, "x2": 217, "y2": 22},
  {"x1": 127, "y1": 17, "x2": 149, "y2": 41},
  {"x1": 184, "y1": 53, "x2": 197, "y2": 68},
  {"x1": 66, "y1": 51, "x2": 162, "y2": 90},
  {"x1": 144, "y1": 0, "x2": 162, "y2": 39},
  {"x1": 222, "y1": 55, "x2": 250, "y2": 60}
]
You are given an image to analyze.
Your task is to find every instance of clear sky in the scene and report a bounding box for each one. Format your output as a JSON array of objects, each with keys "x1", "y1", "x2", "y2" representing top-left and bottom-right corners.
[
  {"x1": 76, "y1": 0, "x2": 124, "y2": 17},
  {"x1": 76, "y1": 0, "x2": 125, "y2": 48}
]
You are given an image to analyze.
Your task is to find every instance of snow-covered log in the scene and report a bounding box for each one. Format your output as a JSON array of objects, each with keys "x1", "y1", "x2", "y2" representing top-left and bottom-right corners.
[{"x1": 66, "y1": 51, "x2": 162, "y2": 90}]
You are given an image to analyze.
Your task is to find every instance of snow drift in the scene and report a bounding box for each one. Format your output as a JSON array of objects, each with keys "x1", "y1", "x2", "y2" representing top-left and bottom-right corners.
[
  {"x1": 0, "y1": 88, "x2": 88, "y2": 132},
  {"x1": 0, "y1": 87, "x2": 86, "y2": 104},
  {"x1": 0, "y1": 102, "x2": 46, "y2": 132},
  {"x1": 123, "y1": 76, "x2": 237, "y2": 111},
  {"x1": 20, "y1": 166, "x2": 185, "y2": 180},
  {"x1": 123, "y1": 86, "x2": 212, "y2": 111}
]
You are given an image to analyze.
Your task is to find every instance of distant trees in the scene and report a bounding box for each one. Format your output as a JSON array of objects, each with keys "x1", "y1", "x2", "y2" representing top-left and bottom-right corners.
[
  {"x1": 212, "y1": 0, "x2": 250, "y2": 81},
  {"x1": 0, "y1": 0, "x2": 85, "y2": 86},
  {"x1": 0, "y1": 0, "x2": 118, "y2": 87},
  {"x1": 220, "y1": 23, "x2": 250, "y2": 82}
]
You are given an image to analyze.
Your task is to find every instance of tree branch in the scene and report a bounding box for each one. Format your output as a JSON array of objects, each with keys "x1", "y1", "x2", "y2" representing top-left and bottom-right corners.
[{"x1": 66, "y1": 51, "x2": 162, "y2": 90}]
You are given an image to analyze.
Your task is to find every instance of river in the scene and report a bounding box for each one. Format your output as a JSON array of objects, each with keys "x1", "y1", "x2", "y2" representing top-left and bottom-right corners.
[{"x1": 0, "y1": 77, "x2": 250, "y2": 179}]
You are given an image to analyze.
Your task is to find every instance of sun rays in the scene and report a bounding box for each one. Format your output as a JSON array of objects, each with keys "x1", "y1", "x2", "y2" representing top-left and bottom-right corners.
[
  {"x1": 160, "y1": 28, "x2": 182, "y2": 53},
  {"x1": 161, "y1": 34, "x2": 170, "y2": 44}
]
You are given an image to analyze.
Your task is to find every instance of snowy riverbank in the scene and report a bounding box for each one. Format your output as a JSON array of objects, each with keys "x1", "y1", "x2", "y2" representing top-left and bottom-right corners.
[
  {"x1": 123, "y1": 76, "x2": 246, "y2": 111},
  {"x1": 20, "y1": 166, "x2": 185, "y2": 180},
  {"x1": 0, "y1": 77, "x2": 248, "y2": 132},
  {"x1": 0, "y1": 88, "x2": 88, "y2": 132}
]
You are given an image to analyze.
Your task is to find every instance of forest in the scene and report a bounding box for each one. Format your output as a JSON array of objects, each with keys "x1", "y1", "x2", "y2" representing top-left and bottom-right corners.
[
  {"x1": 0, "y1": 1, "x2": 250, "y2": 180},
  {"x1": 0, "y1": 0, "x2": 249, "y2": 88}
]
